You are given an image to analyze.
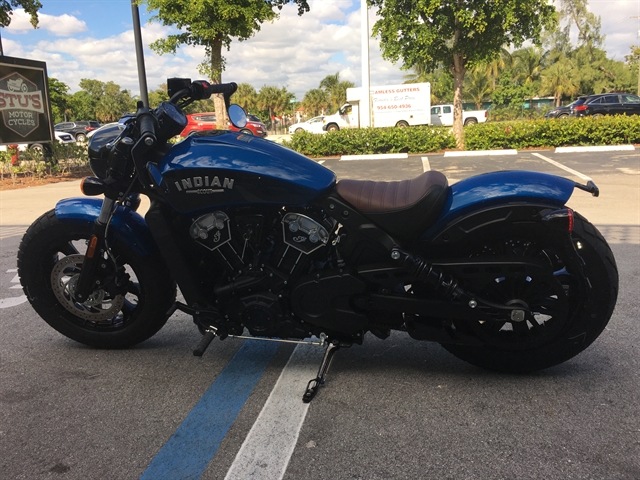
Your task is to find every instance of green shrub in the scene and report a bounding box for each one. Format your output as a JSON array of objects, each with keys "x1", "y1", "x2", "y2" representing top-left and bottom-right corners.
[
  {"x1": 465, "y1": 115, "x2": 640, "y2": 150},
  {"x1": 283, "y1": 126, "x2": 456, "y2": 157}
]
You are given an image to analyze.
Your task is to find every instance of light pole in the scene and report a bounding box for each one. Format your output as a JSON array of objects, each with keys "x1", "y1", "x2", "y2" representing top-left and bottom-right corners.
[
  {"x1": 131, "y1": 1, "x2": 149, "y2": 107},
  {"x1": 360, "y1": 0, "x2": 371, "y2": 127}
]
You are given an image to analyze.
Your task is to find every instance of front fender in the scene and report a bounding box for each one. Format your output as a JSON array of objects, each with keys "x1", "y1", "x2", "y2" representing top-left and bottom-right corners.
[
  {"x1": 422, "y1": 171, "x2": 576, "y2": 243},
  {"x1": 55, "y1": 197, "x2": 159, "y2": 257}
]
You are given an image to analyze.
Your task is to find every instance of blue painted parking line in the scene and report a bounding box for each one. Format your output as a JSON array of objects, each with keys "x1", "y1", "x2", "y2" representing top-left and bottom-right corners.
[{"x1": 139, "y1": 341, "x2": 280, "y2": 480}]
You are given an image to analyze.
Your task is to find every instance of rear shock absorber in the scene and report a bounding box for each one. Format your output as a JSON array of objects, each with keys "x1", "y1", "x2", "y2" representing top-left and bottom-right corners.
[{"x1": 390, "y1": 248, "x2": 472, "y2": 302}]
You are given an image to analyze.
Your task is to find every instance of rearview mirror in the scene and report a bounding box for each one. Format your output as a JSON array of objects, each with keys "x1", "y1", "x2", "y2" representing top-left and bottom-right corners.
[{"x1": 229, "y1": 104, "x2": 247, "y2": 128}]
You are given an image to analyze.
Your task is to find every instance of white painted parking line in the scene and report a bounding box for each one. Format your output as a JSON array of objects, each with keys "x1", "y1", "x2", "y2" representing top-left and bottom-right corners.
[
  {"x1": 531, "y1": 152, "x2": 592, "y2": 182},
  {"x1": 225, "y1": 343, "x2": 324, "y2": 480},
  {"x1": 444, "y1": 149, "x2": 517, "y2": 157},
  {"x1": 555, "y1": 145, "x2": 635, "y2": 153},
  {"x1": 341, "y1": 153, "x2": 408, "y2": 161},
  {"x1": 421, "y1": 157, "x2": 431, "y2": 172}
]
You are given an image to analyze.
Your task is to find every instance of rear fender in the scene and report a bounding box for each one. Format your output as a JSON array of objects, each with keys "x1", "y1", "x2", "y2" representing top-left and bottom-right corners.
[
  {"x1": 55, "y1": 197, "x2": 159, "y2": 257},
  {"x1": 422, "y1": 171, "x2": 575, "y2": 245}
]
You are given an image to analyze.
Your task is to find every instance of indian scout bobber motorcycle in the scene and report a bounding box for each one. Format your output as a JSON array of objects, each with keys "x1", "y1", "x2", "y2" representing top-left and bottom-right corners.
[{"x1": 18, "y1": 80, "x2": 618, "y2": 401}]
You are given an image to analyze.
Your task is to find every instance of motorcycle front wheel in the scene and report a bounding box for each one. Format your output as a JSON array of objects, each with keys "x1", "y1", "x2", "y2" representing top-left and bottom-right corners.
[
  {"x1": 18, "y1": 210, "x2": 176, "y2": 348},
  {"x1": 437, "y1": 212, "x2": 618, "y2": 372}
]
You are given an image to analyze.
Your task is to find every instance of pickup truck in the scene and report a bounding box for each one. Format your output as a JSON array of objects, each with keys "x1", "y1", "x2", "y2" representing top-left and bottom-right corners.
[{"x1": 430, "y1": 105, "x2": 487, "y2": 126}]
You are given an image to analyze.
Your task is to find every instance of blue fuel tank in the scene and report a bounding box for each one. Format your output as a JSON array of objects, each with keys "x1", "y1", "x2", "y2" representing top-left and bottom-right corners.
[{"x1": 155, "y1": 131, "x2": 336, "y2": 214}]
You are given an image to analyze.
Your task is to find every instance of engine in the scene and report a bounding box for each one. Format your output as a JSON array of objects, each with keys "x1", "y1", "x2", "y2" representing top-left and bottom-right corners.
[{"x1": 188, "y1": 209, "x2": 336, "y2": 338}]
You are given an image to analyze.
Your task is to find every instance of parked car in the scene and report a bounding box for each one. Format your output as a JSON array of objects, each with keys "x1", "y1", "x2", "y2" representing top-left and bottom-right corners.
[
  {"x1": 289, "y1": 116, "x2": 325, "y2": 134},
  {"x1": 570, "y1": 93, "x2": 640, "y2": 117},
  {"x1": 54, "y1": 121, "x2": 102, "y2": 141},
  {"x1": 544, "y1": 101, "x2": 577, "y2": 119},
  {"x1": 87, "y1": 122, "x2": 119, "y2": 139},
  {"x1": 180, "y1": 112, "x2": 267, "y2": 137},
  {"x1": 1, "y1": 131, "x2": 76, "y2": 160}
]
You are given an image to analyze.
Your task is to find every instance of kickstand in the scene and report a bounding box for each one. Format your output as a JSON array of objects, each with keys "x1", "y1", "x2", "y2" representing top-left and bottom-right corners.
[{"x1": 302, "y1": 341, "x2": 341, "y2": 403}]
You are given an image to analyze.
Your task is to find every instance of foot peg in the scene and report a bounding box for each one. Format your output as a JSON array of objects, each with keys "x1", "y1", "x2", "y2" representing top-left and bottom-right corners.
[
  {"x1": 303, "y1": 341, "x2": 341, "y2": 403},
  {"x1": 193, "y1": 329, "x2": 216, "y2": 357}
]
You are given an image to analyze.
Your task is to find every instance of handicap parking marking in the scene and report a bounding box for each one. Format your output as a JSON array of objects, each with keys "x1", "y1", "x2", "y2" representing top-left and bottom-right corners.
[{"x1": 139, "y1": 341, "x2": 280, "y2": 480}]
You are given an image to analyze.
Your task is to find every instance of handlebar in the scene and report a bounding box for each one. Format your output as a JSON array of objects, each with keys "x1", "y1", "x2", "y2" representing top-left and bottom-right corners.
[{"x1": 135, "y1": 102, "x2": 157, "y2": 146}]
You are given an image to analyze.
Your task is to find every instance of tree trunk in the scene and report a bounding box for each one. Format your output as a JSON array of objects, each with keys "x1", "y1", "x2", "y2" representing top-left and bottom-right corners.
[
  {"x1": 210, "y1": 36, "x2": 228, "y2": 129},
  {"x1": 452, "y1": 52, "x2": 466, "y2": 150}
]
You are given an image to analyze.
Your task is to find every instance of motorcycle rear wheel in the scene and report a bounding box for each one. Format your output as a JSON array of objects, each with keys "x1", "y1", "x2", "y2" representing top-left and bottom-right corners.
[
  {"x1": 18, "y1": 210, "x2": 176, "y2": 348},
  {"x1": 439, "y1": 213, "x2": 618, "y2": 372}
]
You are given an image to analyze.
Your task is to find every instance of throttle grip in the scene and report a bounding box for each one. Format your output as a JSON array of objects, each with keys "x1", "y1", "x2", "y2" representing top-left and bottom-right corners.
[{"x1": 205, "y1": 82, "x2": 238, "y2": 95}]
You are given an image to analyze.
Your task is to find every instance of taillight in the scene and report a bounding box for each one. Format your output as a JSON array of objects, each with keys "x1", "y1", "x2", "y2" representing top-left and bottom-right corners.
[{"x1": 574, "y1": 105, "x2": 588, "y2": 111}]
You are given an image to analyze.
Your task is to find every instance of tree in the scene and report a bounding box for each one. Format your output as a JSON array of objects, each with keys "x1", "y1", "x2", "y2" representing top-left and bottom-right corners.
[
  {"x1": 464, "y1": 65, "x2": 493, "y2": 109},
  {"x1": 319, "y1": 72, "x2": 355, "y2": 111},
  {"x1": 558, "y1": 0, "x2": 604, "y2": 58},
  {"x1": 67, "y1": 79, "x2": 135, "y2": 122},
  {"x1": 0, "y1": 0, "x2": 41, "y2": 27},
  {"x1": 256, "y1": 85, "x2": 293, "y2": 131},
  {"x1": 143, "y1": 0, "x2": 310, "y2": 129},
  {"x1": 403, "y1": 65, "x2": 454, "y2": 104},
  {"x1": 513, "y1": 47, "x2": 548, "y2": 85},
  {"x1": 540, "y1": 60, "x2": 579, "y2": 106},
  {"x1": 233, "y1": 83, "x2": 258, "y2": 112},
  {"x1": 370, "y1": 0, "x2": 555, "y2": 148},
  {"x1": 95, "y1": 82, "x2": 136, "y2": 122},
  {"x1": 47, "y1": 78, "x2": 70, "y2": 124},
  {"x1": 302, "y1": 88, "x2": 330, "y2": 116}
]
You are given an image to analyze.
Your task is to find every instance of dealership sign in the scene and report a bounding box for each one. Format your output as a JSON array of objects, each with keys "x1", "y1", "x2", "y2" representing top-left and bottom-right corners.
[{"x1": 0, "y1": 56, "x2": 52, "y2": 145}]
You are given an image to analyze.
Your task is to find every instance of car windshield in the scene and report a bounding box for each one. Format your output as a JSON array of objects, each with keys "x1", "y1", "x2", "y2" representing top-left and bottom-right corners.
[{"x1": 573, "y1": 98, "x2": 587, "y2": 106}]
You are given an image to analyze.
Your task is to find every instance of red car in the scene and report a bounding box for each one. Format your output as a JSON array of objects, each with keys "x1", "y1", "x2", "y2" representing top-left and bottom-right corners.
[{"x1": 180, "y1": 112, "x2": 267, "y2": 137}]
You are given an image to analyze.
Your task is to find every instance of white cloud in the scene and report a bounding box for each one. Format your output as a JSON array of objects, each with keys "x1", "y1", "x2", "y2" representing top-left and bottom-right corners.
[
  {"x1": 5, "y1": 9, "x2": 87, "y2": 36},
  {"x1": 17, "y1": 0, "x2": 640, "y2": 103}
]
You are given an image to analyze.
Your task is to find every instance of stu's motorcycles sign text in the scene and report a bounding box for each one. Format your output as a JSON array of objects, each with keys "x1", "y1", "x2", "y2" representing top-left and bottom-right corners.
[
  {"x1": 0, "y1": 73, "x2": 45, "y2": 137},
  {"x1": 0, "y1": 56, "x2": 52, "y2": 145}
]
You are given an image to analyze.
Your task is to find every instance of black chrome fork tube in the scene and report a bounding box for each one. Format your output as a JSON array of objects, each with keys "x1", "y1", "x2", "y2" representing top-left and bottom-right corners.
[{"x1": 73, "y1": 198, "x2": 116, "y2": 302}]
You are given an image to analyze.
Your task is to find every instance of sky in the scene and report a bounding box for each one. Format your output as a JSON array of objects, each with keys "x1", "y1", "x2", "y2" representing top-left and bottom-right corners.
[{"x1": 1, "y1": 0, "x2": 640, "y2": 100}]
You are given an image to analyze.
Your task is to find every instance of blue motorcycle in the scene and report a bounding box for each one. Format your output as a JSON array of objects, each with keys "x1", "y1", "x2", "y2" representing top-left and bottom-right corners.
[{"x1": 18, "y1": 80, "x2": 618, "y2": 401}]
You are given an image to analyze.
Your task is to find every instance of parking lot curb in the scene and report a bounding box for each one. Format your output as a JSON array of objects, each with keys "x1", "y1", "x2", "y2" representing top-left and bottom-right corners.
[
  {"x1": 444, "y1": 149, "x2": 518, "y2": 157},
  {"x1": 340, "y1": 153, "x2": 409, "y2": 160},
  {"x1": 554, "y1": 145, "x2": 635, "y2": 153}
]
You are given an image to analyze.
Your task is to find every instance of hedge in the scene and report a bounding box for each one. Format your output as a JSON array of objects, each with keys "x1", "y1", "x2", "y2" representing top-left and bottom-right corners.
[
  {"x1": 282, "y1": 115, "x2": 640, "y2": 157},
  {"x1": 282, "y1": 126, "x2": 456, "y2": 157}
]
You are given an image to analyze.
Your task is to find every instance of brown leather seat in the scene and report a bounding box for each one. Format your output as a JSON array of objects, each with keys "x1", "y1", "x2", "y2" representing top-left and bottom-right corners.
[{"x1": 336, "y1": 171, "x2": 449, "y2": 239}]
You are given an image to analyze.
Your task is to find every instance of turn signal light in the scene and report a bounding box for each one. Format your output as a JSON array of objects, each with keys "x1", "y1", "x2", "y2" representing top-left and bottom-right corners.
[
  {"x1": 542, "y1": 208, "x2": 574, "y2": 233},
  {"x1": 80, "y1": 177, "x2": 107, "y2": 196}
]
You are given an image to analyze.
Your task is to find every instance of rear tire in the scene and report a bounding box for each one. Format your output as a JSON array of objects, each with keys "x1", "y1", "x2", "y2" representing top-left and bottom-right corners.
[
  {"x1": 464, "y1": 118, "x2": 478, "y2": 126},
  {"x1": 18, "y1": 210, "x2": 176, "y2": 348},
  {"x1": 326, "y1": 124, "x2": 339, "y2": 132},
  {"x1": 440, "y1": 213, "x2": 618, "y2": 372},
  {"x1": 396, "y1": 120, "x2": 409, "y2": 127}
]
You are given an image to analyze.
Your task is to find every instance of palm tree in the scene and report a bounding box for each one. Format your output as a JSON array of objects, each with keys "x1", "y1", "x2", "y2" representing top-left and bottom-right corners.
[
  {"x1": 486, "y1": 48, "x2": 513, "y2": 89},
  {"x1": 319, "y1": 72, "x2": 355, "y2": 111},
  {"x1": 464, "y1": 65, "x2": 493, "y2": 109},
  {"x1": 256, "y1": 86, "x2": 294, "y2": 132},
  {"x1": 233, "y1": 83, "x2": 258, "y2": 112},
  {"x1": 513, "y1": 46, "x2": 549, "y2": 85},
  {"x1": 302, "y1": 88, "x2": 330, "y2": 116},
  {"x1": 540, "y1": 60, "x2": 579, "y2": 106}
]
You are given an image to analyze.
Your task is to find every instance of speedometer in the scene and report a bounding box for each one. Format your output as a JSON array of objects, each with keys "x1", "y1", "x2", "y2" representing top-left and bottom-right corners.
[{"x1": 158, "y1": 101, "x2": 188, "y2": 128}]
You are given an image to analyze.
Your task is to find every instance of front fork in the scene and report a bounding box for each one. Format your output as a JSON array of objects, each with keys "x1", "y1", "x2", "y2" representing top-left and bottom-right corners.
[{"x1": 73, "y1": 198, "x2": 115, "y2": 302}]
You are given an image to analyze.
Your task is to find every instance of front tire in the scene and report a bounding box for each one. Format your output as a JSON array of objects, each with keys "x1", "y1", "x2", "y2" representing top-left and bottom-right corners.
[
  {"x1": 18, "y1": 210, "x2": 176, "y2": 348},
  {"x1": 440, "y1": 213, "x2": 618, "y2": 372}
]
